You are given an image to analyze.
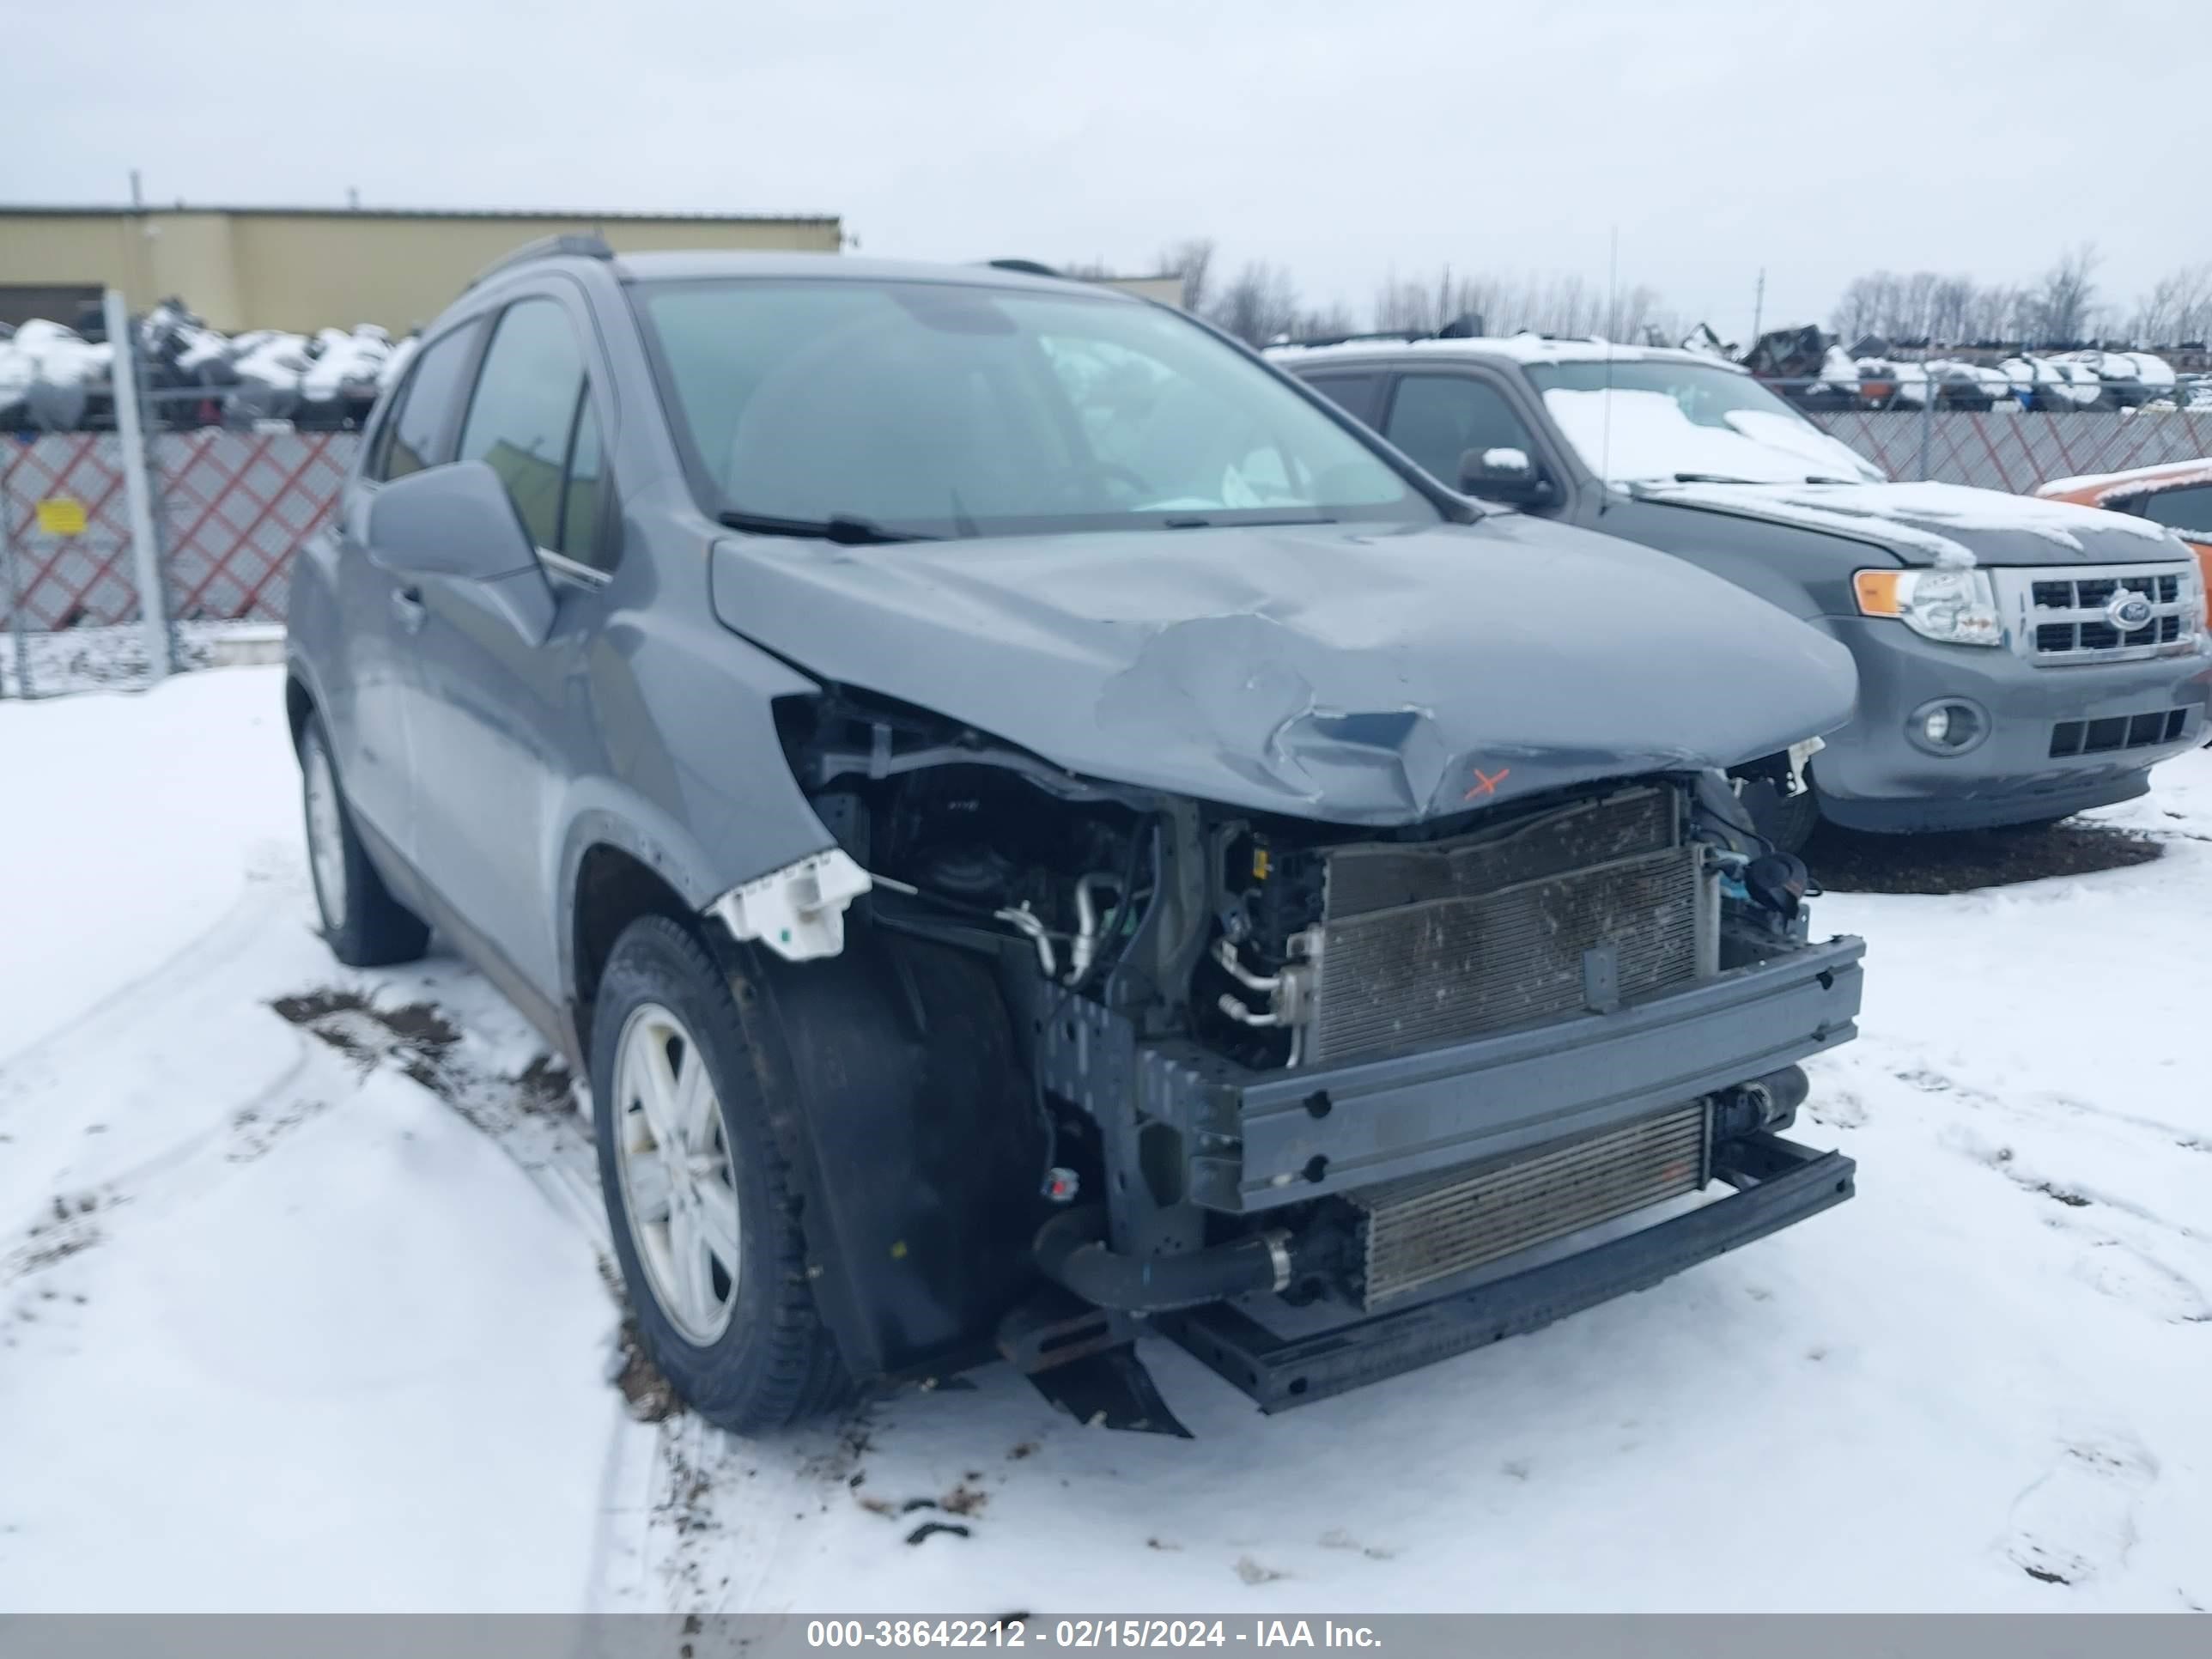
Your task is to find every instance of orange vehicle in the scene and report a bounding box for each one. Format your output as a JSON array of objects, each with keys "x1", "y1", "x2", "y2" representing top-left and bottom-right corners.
[{"x1": 2036, "y1": 459, "x2": 2212, "y2": 624}]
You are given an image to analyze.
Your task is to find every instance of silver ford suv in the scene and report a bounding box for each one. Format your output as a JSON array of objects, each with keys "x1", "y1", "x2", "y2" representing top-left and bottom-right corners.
[{"x1": 1273, "y1": 332, "x2": 2210, "y2": 847}]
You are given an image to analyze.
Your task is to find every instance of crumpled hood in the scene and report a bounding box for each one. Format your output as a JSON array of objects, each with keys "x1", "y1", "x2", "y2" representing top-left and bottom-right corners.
[
  {"x1": 1634, "y1": 478, "x2": 2185, "y2": 568},
  {"x1": 709, "y1": 518, "x2": 1858, "y2": 825}
]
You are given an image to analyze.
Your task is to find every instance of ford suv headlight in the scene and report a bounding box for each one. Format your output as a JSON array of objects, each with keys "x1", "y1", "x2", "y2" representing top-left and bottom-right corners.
[{"x1": 1852, "y1": 568, "x2": 2002, "y2": 647}]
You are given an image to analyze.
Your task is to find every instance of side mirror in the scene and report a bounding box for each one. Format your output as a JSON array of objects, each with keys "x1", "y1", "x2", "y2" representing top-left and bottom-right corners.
[
  {"x1": 368, "y1": 460, "x2": 542, "y2": 582},
  {"x1": 1457, "y1": 446, "x2": 1553, "y2": 507},
  {"x1": 366, "y1": 460, "x2": 555, "y2": 644}
]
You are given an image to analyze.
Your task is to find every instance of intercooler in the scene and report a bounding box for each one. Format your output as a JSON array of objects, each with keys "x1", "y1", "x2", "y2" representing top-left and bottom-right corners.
[
  {"x1": 1348, "y1": 1101, "x2": 1712, "y2": 1309},
  {"x1": 1305, "y1": 786, "x2": 1717, "y2": 1065}
]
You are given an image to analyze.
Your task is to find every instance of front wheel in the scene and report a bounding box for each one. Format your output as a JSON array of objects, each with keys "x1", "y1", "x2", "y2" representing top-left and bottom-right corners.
[
  {"x1": 591, "y1": 916, "x2": 848, "y2": 1433},
  {"x1": 1732, "y1": 769, "x2": 1821, "y2": 855},
  {"x1": 300, "y1": 713, "x2": 430, "y2": 967},
  {"x1": 1759, "y1": 786, "x2": 1822, "y2": 855}
]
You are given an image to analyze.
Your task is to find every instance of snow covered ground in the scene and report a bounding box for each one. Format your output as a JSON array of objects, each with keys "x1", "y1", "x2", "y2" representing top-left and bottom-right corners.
[{"x1": 1, "y1": 666, "x2": 2206, "y2": 1613}]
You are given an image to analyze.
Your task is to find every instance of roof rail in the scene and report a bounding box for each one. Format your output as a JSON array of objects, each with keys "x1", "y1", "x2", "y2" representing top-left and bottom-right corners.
[
  {"x1": 468, "y1": 232, "x2": 616, "y2": 289},
  {"x1": 1271, "y1": 311, "x2": 1489, "y2": 351},
  {"x1": 981, "y1": 258, "x2": 1065, "y2": 278},
  {"x1": 1270, "y1": 328, "x2": 1426, "y2": 350}
]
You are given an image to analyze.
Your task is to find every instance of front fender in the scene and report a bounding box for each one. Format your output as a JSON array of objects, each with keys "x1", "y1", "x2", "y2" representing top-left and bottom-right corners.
[{"x1": 550, "y1": 606, "x2": 842, "y2": 1010}]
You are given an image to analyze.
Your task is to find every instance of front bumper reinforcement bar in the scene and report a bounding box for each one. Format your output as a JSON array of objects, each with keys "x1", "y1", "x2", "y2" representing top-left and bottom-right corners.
[{"x1": 1157, "y1": 1131, "x2": 1855, "y2": 1412}]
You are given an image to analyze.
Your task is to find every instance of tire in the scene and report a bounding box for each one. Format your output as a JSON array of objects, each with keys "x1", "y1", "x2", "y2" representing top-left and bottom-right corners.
[
  {"x1": 1733, "y1": 770, "x2": 1821, "y2": 855},
  {"x1": 299, "y1": 713, "x2": 431, "y2": 967},
  {"x1": 590, "y1": 915, "x2": 849, "y2": 1434},
  {"x1": 1761, "y1": 787, "x2": 1822, "y2": 855}
]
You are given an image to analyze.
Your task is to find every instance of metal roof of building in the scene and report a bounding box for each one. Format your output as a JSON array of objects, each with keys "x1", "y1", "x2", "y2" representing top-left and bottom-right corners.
[{"x1": 0, "y1": 202, "x2": 840, "y2": 223}]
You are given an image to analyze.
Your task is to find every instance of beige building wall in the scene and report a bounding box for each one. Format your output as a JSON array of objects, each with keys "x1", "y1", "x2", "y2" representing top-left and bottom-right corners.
[
  {"x1": 0, "y1": 209, "x2": 842, "y2": 333},
  {"x1": 1095, "y1": 273, "x2": 1186, "y2": 307}
]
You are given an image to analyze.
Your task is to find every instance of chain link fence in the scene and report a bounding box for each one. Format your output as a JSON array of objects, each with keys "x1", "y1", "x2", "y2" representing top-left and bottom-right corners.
[
  {"x1": 1807, "y1": 405, "x2": 2212, "y2": 495},
  {"x1": 2, "y1": 289, "x2": 365, "y2": 696}
]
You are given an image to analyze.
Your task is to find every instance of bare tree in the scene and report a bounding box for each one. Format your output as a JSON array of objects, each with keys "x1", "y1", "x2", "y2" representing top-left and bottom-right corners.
[
  {"x1": 1929, "y1": 276, "x2": 1976, "y2": 343},
  {"x1": 2029, "y1": 243, "x2": 2101, "y2": 343},
  {"x1": 1372, "y1": 269, "x2": 1443, "y2": 334},
  {"x1": 1209, "y1": 261, "x2": 1304, "y2": 345},
  {"x1": 2130, "y1": 263, "x2": 2212, "y2": 344},
  {"x1": 1371, "y1": 265, "x2": 1674, "y2": 342},
  {"x1": 1158, "y1": 238, "x2": 1215, "y2": 314},
  {"x1": 1832, "y1": 264, "x2": 2112, "y2": 347},
  {"x1": 1291, "y1": 299, "x2": 1359, "y2": 338},
  {"x1": 1963, "y1": 283, "x2": 2027, "y2": 343}
]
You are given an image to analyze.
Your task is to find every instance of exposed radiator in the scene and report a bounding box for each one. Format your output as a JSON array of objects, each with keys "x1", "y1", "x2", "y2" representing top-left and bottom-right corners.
[
  {"x1": 1308, "y1": 787, "x2": 1713, "y2": 1065},
  {"x1": 1349, "y1": 1102, "x2": 1711, "y2": 1309}
]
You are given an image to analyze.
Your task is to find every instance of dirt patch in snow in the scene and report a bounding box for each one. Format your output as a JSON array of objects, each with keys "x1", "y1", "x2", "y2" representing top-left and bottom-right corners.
[
  {"x1": 940, "y1": 1482, "x2": 989, "y2": 1517},
  {"x1": 1808, "y1": 820, "x2": 2162, "y2": 895},
  {"x1": 270, "y1": 988, "x2": 461, "y2": 1090},
  {"x1": 612, "y1": 1318, "x2": 682, "y2": 1423},
  {"x1": 514, "y1": 1054, "x2": 576, "y2": 1115}
]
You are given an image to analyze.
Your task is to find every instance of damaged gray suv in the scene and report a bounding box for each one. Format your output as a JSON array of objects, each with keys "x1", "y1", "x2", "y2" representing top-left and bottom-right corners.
[{"x1": 286, "y1": 242, "x2": 1869, "y2": 1434}]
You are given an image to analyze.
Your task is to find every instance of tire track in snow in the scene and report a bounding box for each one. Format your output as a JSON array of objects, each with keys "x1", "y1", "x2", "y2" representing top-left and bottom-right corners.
[
  {"x1": 0, "y1": 876, "x2": 280, "y2": 1077},
  {"x1": 1830, "y1": 1043, "x2": 2212, "y2": 1327},
  {"x1": 263, "y1": 977, "x2": 834, "y2": 1614},
  {"x1": 2003, "y1": 1436, "x2": 2160, "y2": 1588}
]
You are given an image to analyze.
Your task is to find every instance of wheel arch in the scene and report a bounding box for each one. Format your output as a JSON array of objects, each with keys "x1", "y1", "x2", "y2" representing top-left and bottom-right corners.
[
  {"x1": 283, "y1": 657, "x2": 323, "y2": 754},
  {"x1": 567, "y1": 836, "x2": 702, "y2": 1067}
]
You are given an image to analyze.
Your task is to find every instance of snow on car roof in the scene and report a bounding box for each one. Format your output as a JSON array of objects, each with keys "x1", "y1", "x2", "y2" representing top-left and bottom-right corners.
[
  {"x1": 611, "y1": 250, "x2": 1138, "y2": 295},
  {"x1": 2035, "y1": 457, "x2": 2212, "y2": 504},
  {"x1": 1267, "y1": 334, "x2": 1747, "y2": 372}
]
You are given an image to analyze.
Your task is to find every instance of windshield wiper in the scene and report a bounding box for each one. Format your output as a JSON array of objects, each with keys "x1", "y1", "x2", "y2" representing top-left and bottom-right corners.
[
  {"x1": 1666, "y1": 472, "x2": 1860, "y2": 487},
  {"x1": 716, "y1": 509, "x2": 936, "y2": 544},
  {"x1": 1159, "y1": 514, "x2": 1338, "y2": 529}
]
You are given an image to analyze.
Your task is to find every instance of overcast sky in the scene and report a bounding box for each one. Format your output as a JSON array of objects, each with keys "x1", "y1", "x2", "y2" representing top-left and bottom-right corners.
[{"x1": 9, "y1": 0, "x2": 2207, "y2": 336}]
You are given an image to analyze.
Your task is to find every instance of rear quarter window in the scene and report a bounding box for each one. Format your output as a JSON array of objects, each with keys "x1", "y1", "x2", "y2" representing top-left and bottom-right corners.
[
  {"x1": 1300, "y1": 371, "x2": 1385, "y2": 425},
  {"x1": 368, "y1": 323, "x2": 483, "y2": 483}
]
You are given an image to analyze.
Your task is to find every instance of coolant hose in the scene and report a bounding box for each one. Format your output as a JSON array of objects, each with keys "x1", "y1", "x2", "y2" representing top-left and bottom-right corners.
[{"x1": 1034, "y1": 1206, "x2": 1292, "y2": 1314}]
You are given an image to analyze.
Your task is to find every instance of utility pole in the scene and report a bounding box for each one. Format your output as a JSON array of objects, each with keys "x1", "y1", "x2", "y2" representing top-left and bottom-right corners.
[
  {"x1": 1607, "y1": 227, "x2": 1620, "y2": 339},
  {"x1": 105, "y1": 289, "x2": 171, "y2": 683},
  {"x1": 129, "y1": 169, "x2": 143, "y2": 209},
  {"x1": 1751, "y1": 268, "x2": 1765, "y2": 345}
]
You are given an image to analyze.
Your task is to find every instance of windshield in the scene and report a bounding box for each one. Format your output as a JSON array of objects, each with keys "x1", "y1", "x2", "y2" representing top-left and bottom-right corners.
[
  {"x1": 1528, "y1": 360, "x2": 1885, "y2": 487},
  {"x1": 634, "y1": 277, "x2": 1434, "y2": 538}
]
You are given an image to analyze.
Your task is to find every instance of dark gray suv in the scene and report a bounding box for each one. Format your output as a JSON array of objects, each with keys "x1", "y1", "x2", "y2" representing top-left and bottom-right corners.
[
  {"x1": 1273, "y1": 335, "x2": 2210, "y2": 845},
  {"x1": 287, "y1": 243, "x2": 1869, "y2": 1434}
]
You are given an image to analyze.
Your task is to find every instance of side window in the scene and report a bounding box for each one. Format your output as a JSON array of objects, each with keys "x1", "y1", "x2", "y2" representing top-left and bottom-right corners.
[
  {"x1": 372, "y1": 325, "x2": 480, "y2": 482},
  {"x1": 1302, "y1": 372, "x2": 1385, "y2": 426},
  {"x1": 560, "y1": 397, "x2": 610, "y2": 570},
  {"x1": 454, "y1": 299, "x2": 616, "y2": 571},
  {"x1": 458, "y1": 299, "x2": 593, "y2": 556},
  {"x1": 2141, "y1": 484, "x2": 2212, "y2": 538},
  {"x1": 1383, "y1": 374, "x2": 1539, "y2": 484}
]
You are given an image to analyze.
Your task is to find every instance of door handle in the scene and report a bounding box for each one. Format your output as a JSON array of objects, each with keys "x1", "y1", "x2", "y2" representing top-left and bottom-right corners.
[{"x1": 391, "y1": 586, "x2": 427, "y2": 633}]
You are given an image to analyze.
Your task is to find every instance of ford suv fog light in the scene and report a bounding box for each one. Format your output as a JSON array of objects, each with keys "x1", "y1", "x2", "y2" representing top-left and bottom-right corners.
[{"x1": 1907, "y1": 697, "x2": 1988, "y2": 757}]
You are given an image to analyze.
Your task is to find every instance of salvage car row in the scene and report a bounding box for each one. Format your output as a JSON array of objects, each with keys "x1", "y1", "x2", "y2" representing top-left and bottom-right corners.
[{"x1": 283, "y1": 241, "x2": 2210, "y2": 1436}]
